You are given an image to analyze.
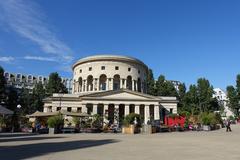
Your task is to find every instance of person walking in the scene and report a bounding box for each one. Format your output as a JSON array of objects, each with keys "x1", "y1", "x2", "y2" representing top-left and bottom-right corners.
[{"x1": 226, "y1": 119, "x2": 232, "y2": 132}]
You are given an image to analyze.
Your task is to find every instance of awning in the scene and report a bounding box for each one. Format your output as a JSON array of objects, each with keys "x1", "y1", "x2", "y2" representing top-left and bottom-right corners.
[
  {"x1": 26, "y1": 110, "x2": 90, "y2": 118},
  {"x1": 0, "y1": 105, "x2": 14, "y2": 115}
]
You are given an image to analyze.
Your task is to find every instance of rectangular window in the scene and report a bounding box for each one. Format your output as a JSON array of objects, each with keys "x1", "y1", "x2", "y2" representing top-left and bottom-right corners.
[
  {"x1": 56, "y1": 107, "x2": 61, "y2": 111},
  {"x1": 80, "y1": 69, "x2": 82, "y2": 73},
  {"x1": 89, "y1": 67, "x2": 92, "y2": 71},
  {"x1": 128, "y1": 68, "x2": 131, "y2": 72},
  {"x1": 115, "y1": 66, "x2": 119, "y2": 70},
  {"x1": 67, "y1": 107, "x2": 72, "y2": 112},
  {"x1": 101, "y1": 66, "x2": 105, "y2": 70},
  {"x1": 77, "y1": 107, "x2": 82, "y2": 113},
  {"x1": 170, "y1": 108, "x2": 173, "y2": 114}
]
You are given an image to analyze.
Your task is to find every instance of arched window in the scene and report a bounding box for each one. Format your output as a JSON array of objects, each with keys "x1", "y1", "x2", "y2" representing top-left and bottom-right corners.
[
  {"x1": 137, "y1": 78, "x2": 141, "y2": 92},
  {"x1": 113, "y1": 74, "x2": 120, "y2": 90},
  {"x1": 87, "y1": 75, "x2": 93, "y2": 91},
  {"x1": 126, "y1": 76, "x2": 132, "y2": 90},
  {"x1": 99, "y1": 74, "x2": 107, "y2": 91},
  {"x1": 78, "y1": 77, "x2": 83, "y2": 92}
]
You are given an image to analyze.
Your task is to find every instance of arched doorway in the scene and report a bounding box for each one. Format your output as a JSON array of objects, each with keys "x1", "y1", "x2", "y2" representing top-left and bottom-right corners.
[
  {"x1": 137, "y1": 78, "x2": 141, "y2": 92},
  {"x1": 113, "y1": 74, "x2": 120, "y2": 90},
  {"x1": 99, "y1": 74, "x2": 107, "y2": 91},
  {"x1": 126, "y1": 76, "x2": 132, "y2": 90},
  {"x1": 78, "y1": 77, "x2": 82, "y2": 92},
  {"x1": 87, "y1": 75, "x2": 93, "y2": 91}
]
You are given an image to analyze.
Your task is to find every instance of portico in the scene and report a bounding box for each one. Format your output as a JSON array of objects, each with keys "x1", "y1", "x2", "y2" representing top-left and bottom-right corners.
[{"x1": 43, "y1": 89, "x2": 178, "y2": 125}]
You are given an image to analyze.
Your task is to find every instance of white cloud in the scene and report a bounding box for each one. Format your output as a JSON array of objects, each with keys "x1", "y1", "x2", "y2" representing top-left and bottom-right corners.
[
  {"x1": 0, "y1": 0, "x2": 74, "y2": 69},
  {"x1": 24, "y1": 56, "x2": 58, "y2": 62},
  {"x1": 0, "y1": 56, "x2": 14, "y2": 63}
]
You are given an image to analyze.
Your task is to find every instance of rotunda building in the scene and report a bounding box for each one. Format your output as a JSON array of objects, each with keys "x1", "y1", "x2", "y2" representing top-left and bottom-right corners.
[
  {"x1": 43, "y1": 54, "x2": 178, "y2": 126},
  {"x1": 72, "y1": 55, "x2": 148, "y2": 94}
]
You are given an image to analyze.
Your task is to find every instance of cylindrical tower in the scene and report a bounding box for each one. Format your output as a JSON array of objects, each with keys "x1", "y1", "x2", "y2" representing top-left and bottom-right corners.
[{"x1": 72, "y1": 55, "x2": 148, "y2": 94}]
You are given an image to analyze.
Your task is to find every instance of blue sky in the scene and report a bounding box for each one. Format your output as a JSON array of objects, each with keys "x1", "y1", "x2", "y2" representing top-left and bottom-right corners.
[{"x1": 0, "y1": 0, "x2": 240, "y2": 89}]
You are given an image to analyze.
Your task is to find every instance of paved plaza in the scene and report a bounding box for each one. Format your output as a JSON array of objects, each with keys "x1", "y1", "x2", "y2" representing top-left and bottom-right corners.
[{"x1": 0, "y1": 125, "x2": 240, "y2": 160}]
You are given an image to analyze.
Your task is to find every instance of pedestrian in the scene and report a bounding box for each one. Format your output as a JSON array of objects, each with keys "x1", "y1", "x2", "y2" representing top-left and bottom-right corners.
[{"x1": 226, "y1": 119, "x2": 232, "y2": 132}]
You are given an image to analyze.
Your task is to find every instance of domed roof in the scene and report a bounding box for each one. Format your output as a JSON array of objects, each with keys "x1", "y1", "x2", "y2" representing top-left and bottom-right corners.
[{"x1": 72, "y1": 54, "x2": 148, "y2": 70}]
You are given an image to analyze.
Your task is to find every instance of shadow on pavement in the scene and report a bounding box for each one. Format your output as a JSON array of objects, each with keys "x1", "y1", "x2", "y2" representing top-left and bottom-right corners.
[
  {"x1": 0, "y1": 136, "x2": 64, "y2": 143},
  {"x1": 0, "y1": 139, "x2": 119, "y2": 160}
]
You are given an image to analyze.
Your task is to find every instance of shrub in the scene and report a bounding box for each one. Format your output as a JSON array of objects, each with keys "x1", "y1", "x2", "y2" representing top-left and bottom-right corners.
[
  {"x1": 179, "y1": 111, "x2": 190, "y2": 118},
  {"x1": 123, "y1": 113, "x2": 141, "y2": 127},
  {"x1": 72, "y1": 117, "x2": 80, "y2": 126},
  {"x1": 47, "y1": 114, "x2": 64, "y2": 128},
  {"x1": 200, "y1": 112, "x2": 219, "y2": 126},
  {"x1": 91, "y1": 114, "x2": 103, "y2": 129}
]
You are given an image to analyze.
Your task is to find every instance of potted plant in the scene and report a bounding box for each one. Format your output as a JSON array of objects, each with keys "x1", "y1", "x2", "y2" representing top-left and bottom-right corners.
[
  {"x1": 122, "y1": 113, "x2": 141, "y2": 134},
  {"x1": 200, "y1": 112, "x2": 211, "y2": 131},
  {"x1": 47, "y1": 114, "x2": 64, "y2": 134}
]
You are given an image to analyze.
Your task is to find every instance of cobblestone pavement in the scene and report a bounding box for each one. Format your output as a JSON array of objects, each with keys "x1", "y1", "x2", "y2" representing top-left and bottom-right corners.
[{"x1": 0, "y1": 124, "x2": 240, "y2": 160}]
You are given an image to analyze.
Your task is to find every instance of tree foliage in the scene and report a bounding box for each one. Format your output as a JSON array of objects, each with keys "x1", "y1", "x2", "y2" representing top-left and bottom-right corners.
[
  {"x1": 146, "y1": 69, "x2": 155, "y2": 95},
  {"x1": 46, "y1": 72, "x2": 68, "y2": 95},
  {"x1": 155, "y1": 75, "x2": 177, "y2": 97},
  {"x1": 181, "y1": 78, "x2": 218, "y2": 114},
  {"x1": 226, "y1": 85, "x2": 239, "y2": 116}
]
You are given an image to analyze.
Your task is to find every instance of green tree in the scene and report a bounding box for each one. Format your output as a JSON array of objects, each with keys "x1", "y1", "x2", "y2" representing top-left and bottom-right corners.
[
  {"x1": 155, "y1": 75, "x2": 177, "y2": 97},
  {"x1": 5, "y1": 87, "x2": 18, "y2": 111},
  {"x1": 226, "y1": 85, "x2": 239, "y2": 116},
  {"x1": 183, "y1": 84, "x2": 199, "y2": 114},
  {"x1": 177, "y1": 83, "x2": 186, "y2": 112},
  {"x1": 197, "y1": 78, "x2": 215, "y2": 112},
  {"x1": 0, "y1": 66, "x2": 6, "y2": 102},
  {"x1": 32, "y1": 83, "x2": 46, "y2": 112},
  {"x1": 19, "y1": 88, "x2": 33, "y2": 114},
  {"x1": 46, "y1": 72, "x2": 68, "y2": 95},
  {"x1": 146, "y1": 69, "x2": 156, "y2": 95}
]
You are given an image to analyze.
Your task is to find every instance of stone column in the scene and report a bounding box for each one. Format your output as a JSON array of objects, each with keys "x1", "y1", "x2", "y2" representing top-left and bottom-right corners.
[
  {"x1": 109, "y1": 78, "x2": 113, "y2": 90},
  {"x1": 135, "y1": 105, "x2": 140, "y2": 114},
  {"x1": 82, "y1": 105, "x2": 87, "y2": 113},
  {"x1": 93, "y1": 104, "x2": 98, "y2": 115},
  {"x1": 154, "y1": 105, "x2": 160, "y2": 120},
  {"x1": 144, "y1": 105, "x2": 150, "y2": 124},
  {"x1": 132, "y1": 80, "x2": 135, "y2": 91},
  {"x1": 124, "y1": 104, "x2": 129, "y2": 116},
  {"x1": 94, "y1": 78, "x2": 98, "y2": 91},
  {"x1": 73, "y1": 81, "x2": 76, "y2": 93},
  {"x1": 124, "y1": 79, "x2": 127, "y2": 89},
  {"x1": 136, "y1": 82, "x2": 138, "y2": 92},
  {"x1": 103, "y1": 104, "x2": 109, "y2": 125},
  {"x1": 106, "y1": 79, "x2": 109, "y2": 91},
  {"x1": 120, "y1": 79, "x2": 123, "y2": 89},
  {"x1": 81, "y1": 82, "x2": 84, "y2": 93},
  {"x1": 83, "y1": 80, "x2": 86, "y2": 92}
]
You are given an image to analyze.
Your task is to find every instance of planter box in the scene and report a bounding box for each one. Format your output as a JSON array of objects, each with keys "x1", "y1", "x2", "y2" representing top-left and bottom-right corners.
[
  {"x1": 142, "y1": 125, "x2": 156, "y2": 134},
  {"x1": 49, "y1": 128, "x2": 55, "y2": 134},
  {"x1": 122, "y1": 125, "x2": 135, "y2": 134},
  {"x1": 203, "y1": 125, "x2": 211, "y2": 131}
]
